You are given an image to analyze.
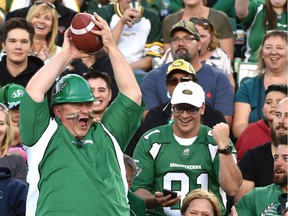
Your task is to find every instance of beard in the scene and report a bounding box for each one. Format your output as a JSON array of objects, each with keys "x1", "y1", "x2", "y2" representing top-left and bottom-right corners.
[
  {"x1": 173, "y1": 48, "x2": 192, "y2": 62},
  {"x1": 273, "y1": 171, "x2": 287, "y2": 186},
  {"x1": 271, "y1": 124, "x2": 288, "y2": 147}
]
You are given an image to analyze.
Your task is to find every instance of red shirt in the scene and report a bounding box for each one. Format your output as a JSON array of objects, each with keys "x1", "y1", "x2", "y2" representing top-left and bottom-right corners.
[{"x1": 236, "y1": 119, "x2": 270, "y2": 163}]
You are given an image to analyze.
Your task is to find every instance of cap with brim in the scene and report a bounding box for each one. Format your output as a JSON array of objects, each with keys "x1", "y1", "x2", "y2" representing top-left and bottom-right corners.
[
  {"x1": 167, "y1": 59, "x2": 196, "y2": 77},
  {"x1": 0, "y1": 83, "x2": 25, "y2": 109},
  {"x1": 171, "y1": 81, "x2": 205, "y2": 108},
  {"x1": 170, "y1": 20, "x2": 200, "y2": 41}
]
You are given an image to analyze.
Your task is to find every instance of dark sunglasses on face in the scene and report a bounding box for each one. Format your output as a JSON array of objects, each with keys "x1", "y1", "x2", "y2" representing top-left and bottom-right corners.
[
  {"x1": 166, "y1": 76, "x2": 192, "y2": 87},
  {"x1": 173, "y1": 104, "x2": 200, "y2": 116},
  {"x1": 34, "y1": 1, "x2": 56, "y2": 9}
]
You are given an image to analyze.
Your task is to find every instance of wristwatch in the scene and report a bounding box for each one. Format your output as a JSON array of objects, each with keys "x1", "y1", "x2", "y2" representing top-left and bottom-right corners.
[{"x1": 217, "y1": 145, "x2": 233, "y2": 155}]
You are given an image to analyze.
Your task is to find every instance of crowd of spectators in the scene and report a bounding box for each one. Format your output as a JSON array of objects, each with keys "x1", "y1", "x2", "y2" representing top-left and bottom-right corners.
[{"x1": 0, "y1": 0, "x2": 287, "y2": 215}]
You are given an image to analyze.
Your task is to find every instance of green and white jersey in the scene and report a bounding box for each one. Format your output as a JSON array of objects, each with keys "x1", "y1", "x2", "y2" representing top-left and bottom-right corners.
[
  {"x1": 133, "y1": 124, "x2": 236, "y2": 216},
  {"x1": 239, "y1": 2, "x2": 287, "y2": 62},
  {"x1": 235, "y1": 184, "x2": 284, "y2": 216},
  {"x1": 20, "y1": 93, "x2": 144, "y2": 216}
]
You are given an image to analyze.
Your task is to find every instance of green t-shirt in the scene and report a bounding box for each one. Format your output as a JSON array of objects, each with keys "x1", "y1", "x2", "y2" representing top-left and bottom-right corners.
[
  {"x1": 235, "y1": 184, "x2": 284, "y2": 215},
  {"x1": 234, "y1": 75, "x2": 265, "y2": 123},
  {"x1": 132, "y1": 124, "x2": 237, "y2": 215},
  {"x1": 20, "y1": 92, "x2": 145, "y2": 216},
  {"x1": 237, "y1": 2, "x2": 287, "y2": 62}
]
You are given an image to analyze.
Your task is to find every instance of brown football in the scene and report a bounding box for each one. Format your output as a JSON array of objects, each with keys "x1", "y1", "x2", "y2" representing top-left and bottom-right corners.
[{"x1": 69, "y1": 13, "x2": 104, "y2": 54}]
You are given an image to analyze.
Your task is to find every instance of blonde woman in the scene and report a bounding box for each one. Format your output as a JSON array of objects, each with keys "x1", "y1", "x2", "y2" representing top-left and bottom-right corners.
[
  {"x1": 26, "y1": 1, "x2": 61, "y2": 62},
  {"x1": 233, "y1": 30, "x2": 288, "y2": 139},
  {"x1": 0, "y1": 103, "x2": 27, "y2": 182},
  {"x1": 181, "y1": 189, "x2": 221, "y2": 216}
]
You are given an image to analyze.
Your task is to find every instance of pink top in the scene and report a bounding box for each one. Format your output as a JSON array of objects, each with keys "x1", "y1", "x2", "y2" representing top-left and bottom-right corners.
[{"x1": 8, "y1": 147, "x2": 27, "y2": 162}]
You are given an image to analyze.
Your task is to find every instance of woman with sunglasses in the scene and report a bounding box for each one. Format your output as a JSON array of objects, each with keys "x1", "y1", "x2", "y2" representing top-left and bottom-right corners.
[
  {"x1": 26, "y1": 1, "x2": 61, "y2": 62},
  {"x1": 0, "y1": 103, "x2": 27, "y2": 182},
  {"x1": 191, "y1": 17, "x2": 236, "y2": 91},
  {"x1": 235, "y1": 0, "x2": 287, "y2": 63},
  {"x1": 9, "y1": 0, "x2": 79, "y2": 13},
  {"x1": 162, "y1": 0, "x2": 234, "y2": 61},
  {"x1": 5, "y1": 0, "x2": 77, "y2": 46}
]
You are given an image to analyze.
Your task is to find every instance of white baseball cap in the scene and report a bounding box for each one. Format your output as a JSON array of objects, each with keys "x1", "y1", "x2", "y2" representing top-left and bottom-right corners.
[{"x1": 171, "y1": 81, "x2": 205, "y2": 108}]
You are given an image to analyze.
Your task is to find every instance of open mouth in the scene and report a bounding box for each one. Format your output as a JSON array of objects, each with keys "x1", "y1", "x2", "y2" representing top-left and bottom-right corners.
[
  {"x1": 79, "y1": 118, "x2": 89, "y2": 128},
  {"x1": 35, "y1": 25, "x2": 46, "y2": 30},
  {"x1": 276, "y1": 125, "x2": 288, "y2": 131},
  {"x1": 94, "y1": 100, "x2": 102, "y2": 105},
  {"x1": 274, "y1": 169, "x2": 284, "y2": 176},
  {"x1": 179, "y1": 118, "x2": 192, "y2": 125}
]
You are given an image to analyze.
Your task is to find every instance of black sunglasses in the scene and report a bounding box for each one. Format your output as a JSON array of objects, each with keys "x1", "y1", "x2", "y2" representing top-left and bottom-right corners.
[
  {"x1": 0, "y1": 102, "x2": 8, "y2": 111},
  {"x1": 173, "y1": 104, "x2": 200, "y2": 116},
  {"x1": 34, "y1": 1, "x2": 56, "y2": 9},
  {"x1": 166, "y1": 76, "x2": 192, "y2": 87},
  {"x1": 190, "y1": 17, "x2": 213, "y2": 30},
  {"x1": 73, "y1": 137, "x2": 85, "y2": 148},
  {"x1": 277, "y1": 193, "x2": 288, "y2": 215}
]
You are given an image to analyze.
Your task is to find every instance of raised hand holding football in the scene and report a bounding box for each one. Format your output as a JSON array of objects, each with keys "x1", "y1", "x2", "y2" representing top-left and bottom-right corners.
[{"x1": 69, "y1": 13, "x2": 104, "y2": 54}]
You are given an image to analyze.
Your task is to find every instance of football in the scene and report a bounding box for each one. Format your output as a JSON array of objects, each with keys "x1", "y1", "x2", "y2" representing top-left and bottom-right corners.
[{"x1": 69, "y1": 13, "x2": 104, "y2": 54}]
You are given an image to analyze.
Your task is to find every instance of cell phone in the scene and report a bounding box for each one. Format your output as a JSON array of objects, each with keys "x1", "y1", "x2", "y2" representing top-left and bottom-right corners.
[{"x1": 163, "y1": 189, "x2": 178, "y2": 199}]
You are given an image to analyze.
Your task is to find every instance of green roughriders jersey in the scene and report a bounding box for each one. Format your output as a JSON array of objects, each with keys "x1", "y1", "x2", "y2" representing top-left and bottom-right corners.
[
  {"x1": 132, "y1": 124, "x2": 237, "y2": 215},
  {"x1": 20, "y1": 93, "x2": 144, "y2": 216},
  {"x1": 240, "y1": 2, "x2": 287, "y2": 62},
  {"x1": 235, "y1": 184, "x2": 285, "y2": 216}
]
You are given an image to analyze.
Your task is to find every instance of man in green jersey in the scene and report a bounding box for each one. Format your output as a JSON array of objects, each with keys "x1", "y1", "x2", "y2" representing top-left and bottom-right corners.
[
  {"x1": 19, "y1": 12, "x2": 144, "y2": 216},
  {"x1": 232, "y1": 134, "x2": 288, "y2": 216},
  {"x1": 132, "y1": 81, "x2": 242, "y2": 215}
]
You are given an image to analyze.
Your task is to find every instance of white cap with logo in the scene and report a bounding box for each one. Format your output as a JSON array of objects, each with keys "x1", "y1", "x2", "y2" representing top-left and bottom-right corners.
[{"x1": 171, "y1": 81, "x2": 205, "y2": 108}]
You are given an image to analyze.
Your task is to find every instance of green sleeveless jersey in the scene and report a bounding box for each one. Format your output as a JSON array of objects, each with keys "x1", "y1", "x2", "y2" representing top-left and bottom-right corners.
[
  {"x1": 20, "y1": 93, "x2": 144, "y2": 216},
  {"x1": 132, "y1": 124, "x2": 236, "y2": 215}
]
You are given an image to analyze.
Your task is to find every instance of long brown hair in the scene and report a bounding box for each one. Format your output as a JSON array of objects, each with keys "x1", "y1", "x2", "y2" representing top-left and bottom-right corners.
[{"x1": 263, "y1": 0, "x2": 287, "y2": 30}]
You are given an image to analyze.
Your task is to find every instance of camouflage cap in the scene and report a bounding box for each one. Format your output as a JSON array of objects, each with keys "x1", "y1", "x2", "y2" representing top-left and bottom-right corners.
[{"x1": 170, "y1": 20, "x2": 200, "y2": 41}]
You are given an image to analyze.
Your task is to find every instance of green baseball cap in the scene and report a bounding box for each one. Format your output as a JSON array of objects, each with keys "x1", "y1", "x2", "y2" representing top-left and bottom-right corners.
[
  {"x1": 170, "y1": 20, "x2": 200, "y2": 41},
  {"x1": 0, "y1": 83, "x2": 25, "y2": 109}
]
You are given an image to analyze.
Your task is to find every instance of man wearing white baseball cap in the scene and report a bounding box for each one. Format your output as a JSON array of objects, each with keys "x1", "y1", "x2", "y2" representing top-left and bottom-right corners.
[
  {"x1": 171, "y1": 81, "x2": 205, "y2": 108},
  {"x1": 132, "y1": 81, "x2": 242, "y2": 216}
]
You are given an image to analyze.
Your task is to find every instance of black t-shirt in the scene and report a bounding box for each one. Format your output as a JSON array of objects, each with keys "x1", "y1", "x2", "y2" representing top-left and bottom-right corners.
[{"x1": 239, "y1": 142, "x2": 274, "y2": 187}]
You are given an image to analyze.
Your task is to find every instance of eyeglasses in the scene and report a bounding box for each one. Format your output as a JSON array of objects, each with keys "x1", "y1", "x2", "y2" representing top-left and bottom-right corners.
[
  {"x1": 277, "y1": 193, "x2": 288, "y2": 215},
  {"x1": 0, "y1": 102, "x2": 8, "y2": 111},
  {"x1": 34, "y1": 1, "x2": 56, "y2": 9},
  {"x1": 170, "y1": 36, "x2": 196, "y2": 44},
  {"x1": 166, "y1": 76, "x2": 192, "y2": 87},
  {"x1": 173, "y1": 105, "x2": 200, "y2": 115},
  {"x1": 190, "y1": 17, "x2": 213, "y2": 30}
]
